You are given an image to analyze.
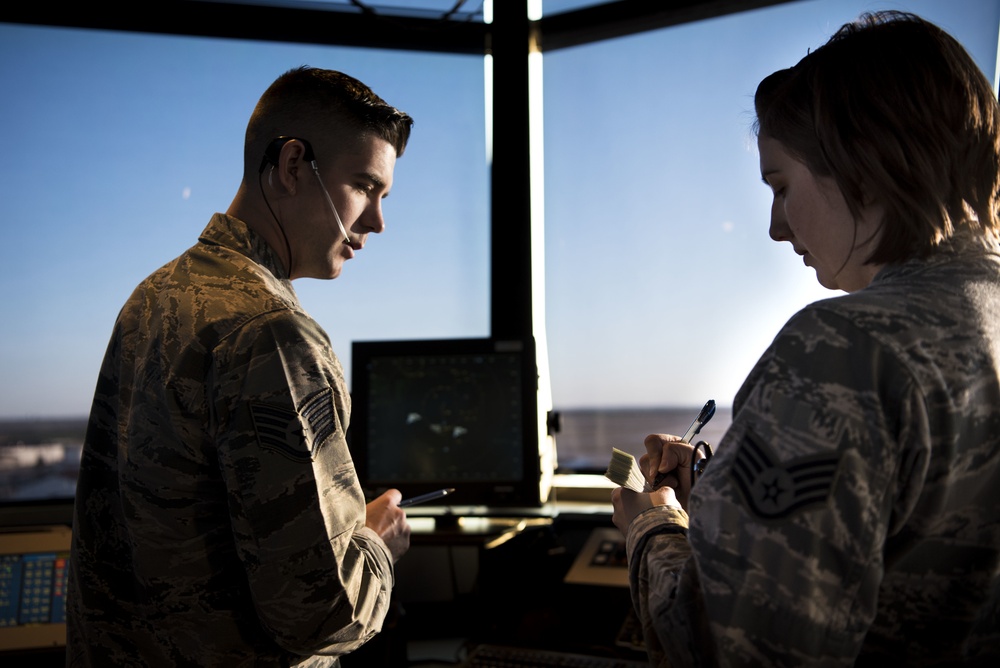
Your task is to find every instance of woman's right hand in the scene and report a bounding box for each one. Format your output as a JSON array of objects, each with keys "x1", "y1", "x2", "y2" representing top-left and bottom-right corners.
[{"x1": 640, "y1": 434, "x2": 699, "y2": 510}]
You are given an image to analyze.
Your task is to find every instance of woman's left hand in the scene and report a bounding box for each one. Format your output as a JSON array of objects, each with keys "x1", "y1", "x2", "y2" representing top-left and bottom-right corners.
[{"x1": 611, "y1": 485, "x2": 677, "y2": 536}]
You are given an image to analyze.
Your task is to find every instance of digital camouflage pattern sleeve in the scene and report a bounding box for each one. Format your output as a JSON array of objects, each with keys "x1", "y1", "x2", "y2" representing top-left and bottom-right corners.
[
  {"x1": 212, "y1": 308, "x2": 395, "y2": 659},
  {"x1": 625, "y1": 243, "x2": 1000, "y2": 667},
  {"x1": 68, "y1": 214, "x2": 394, "y2": 667}
]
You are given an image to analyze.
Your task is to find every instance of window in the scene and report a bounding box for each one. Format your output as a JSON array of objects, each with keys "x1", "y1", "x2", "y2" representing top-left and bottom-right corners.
[
  {"x1": 541, "y1": 0, "x2": 1000, "y2": 469},
  {"x1": 0, "y1": 22, "x2": 488, "y2": 500}
]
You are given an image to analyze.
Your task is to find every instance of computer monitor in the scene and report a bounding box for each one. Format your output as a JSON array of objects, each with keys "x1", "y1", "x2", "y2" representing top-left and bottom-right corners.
[
  {"x1": 0, "y1": 525, "x2": 71, "y2": 652},
  {"x1": 350, "y1": 337, "x2": 550, "y2": 508}
]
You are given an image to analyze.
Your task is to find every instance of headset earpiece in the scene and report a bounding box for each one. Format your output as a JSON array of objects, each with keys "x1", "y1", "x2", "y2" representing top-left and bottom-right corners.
[{"x1": 259, "y1": 136, "x2": 316, "y2": 174}]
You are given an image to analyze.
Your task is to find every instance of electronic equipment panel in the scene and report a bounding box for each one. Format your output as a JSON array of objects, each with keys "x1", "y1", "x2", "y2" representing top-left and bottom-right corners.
[
  {"x1": 0, "y1": 526, "x2": 71, "y2": 652},
  {"x1": 350, "y1": 338, "x2": 546, "y2": 508}
]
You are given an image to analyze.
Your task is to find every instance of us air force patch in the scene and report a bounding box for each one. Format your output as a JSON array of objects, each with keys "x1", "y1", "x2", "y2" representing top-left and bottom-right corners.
[
  {"x1": 250, "y1": 402, "x2": 311, "y2": 463},
  {"x1": 730, "y1": 429, "x2": 840, "y2": 520}
]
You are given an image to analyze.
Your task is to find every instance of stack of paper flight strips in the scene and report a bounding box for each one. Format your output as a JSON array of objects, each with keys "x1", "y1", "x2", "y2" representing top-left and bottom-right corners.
[{"x1": 605, "y1": 448, "x2": 649, "y2": 493}]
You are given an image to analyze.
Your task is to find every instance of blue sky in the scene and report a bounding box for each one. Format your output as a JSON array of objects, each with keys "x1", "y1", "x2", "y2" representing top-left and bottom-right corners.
[
  {"x1": 541, "y1": 0, "x2": 1000, "y2": 409},
  {"x1": 1, "y1": 0, "x2": 997, "y2": 419},
  {"x1": 0, "y1": 25, "x2": 490, "y2": 418}
]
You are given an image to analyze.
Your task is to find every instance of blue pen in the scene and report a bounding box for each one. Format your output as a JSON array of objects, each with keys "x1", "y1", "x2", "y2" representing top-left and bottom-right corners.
[
  {"x1": 652, "y1": 400, "x2": 716, "y2": 489},
  {"x1": 681, "y1": 400, "x2": 716, "y2": 444}
]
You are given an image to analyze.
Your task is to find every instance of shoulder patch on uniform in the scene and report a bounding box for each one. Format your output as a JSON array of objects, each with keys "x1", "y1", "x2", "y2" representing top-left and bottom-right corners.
[
  {"x1": 301, "y1": 388, "x2": 337, "y2": 446},
  {"x1": 250, "y1": 402, "x2": 311, "y2": 463},
  {"x1": 729, "y1": 429, "x2": 840, "y2": 520}
]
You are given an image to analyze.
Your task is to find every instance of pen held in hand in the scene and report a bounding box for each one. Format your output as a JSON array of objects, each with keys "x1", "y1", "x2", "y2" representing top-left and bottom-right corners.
[
  {"x1": 680, "y1": 399, "x2": 716, "y2": 443},
  {"x1": 398, "y1": 488, "x2": 456, "y2": 508},
  {"x1": 651, "y1": 399, "x2": 716, "y2": 489}
]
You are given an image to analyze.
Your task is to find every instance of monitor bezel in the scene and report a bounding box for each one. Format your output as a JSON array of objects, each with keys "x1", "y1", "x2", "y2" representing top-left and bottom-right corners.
[{"x1": 349, "y1": 337, "x2": 543, "y2": 508}]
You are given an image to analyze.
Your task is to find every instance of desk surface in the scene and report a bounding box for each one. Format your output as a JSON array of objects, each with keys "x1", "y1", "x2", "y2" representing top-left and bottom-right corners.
[
  {"x1": 405, "y1": 500, "x2": 614, "y2": 548},
  {"x1": 404, "y1": 500, "x2": 613, "y2": 520},
  {"x1": 408, "y1": 515, "x2": 554, "y2": 548}
]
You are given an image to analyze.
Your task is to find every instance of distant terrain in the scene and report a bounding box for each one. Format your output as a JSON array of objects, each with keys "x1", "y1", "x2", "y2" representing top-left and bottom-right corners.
[{"x1": 0, "y1": 417, "x2": 88, "y2": 445}]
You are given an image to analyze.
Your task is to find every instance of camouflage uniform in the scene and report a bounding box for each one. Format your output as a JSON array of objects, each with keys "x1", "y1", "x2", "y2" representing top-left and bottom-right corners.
[
  {"x1": 67, "y1": 213, "x2": 393, "y2": 667},
  {"x1": 626, "y1": 232, "x2": 1000, "y2": 666}
]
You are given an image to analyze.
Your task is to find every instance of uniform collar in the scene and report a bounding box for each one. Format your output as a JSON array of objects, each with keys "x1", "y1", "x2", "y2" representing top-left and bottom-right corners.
[{"x1": 199, "y1": 212, "x2": 290, "y2": 281}]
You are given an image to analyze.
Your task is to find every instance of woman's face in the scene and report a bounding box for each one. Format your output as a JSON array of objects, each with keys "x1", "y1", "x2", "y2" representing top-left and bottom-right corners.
[{"x1": 758, "y1": 136, "x2": 884, "y2": 292}]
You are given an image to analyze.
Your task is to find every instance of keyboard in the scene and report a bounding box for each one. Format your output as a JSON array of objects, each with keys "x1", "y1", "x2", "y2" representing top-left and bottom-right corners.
[
  {"x1": 563, "y1": 527, "x2": 629, "y2": 587},
  {"x1": 461, "y1": 643, "x2": 649, "y2": 667}
]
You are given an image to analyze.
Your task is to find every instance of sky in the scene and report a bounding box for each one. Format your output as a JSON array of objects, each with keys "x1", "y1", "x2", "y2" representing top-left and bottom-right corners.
[
  {"x1": 542, "y1": 0, "x2": 1000, "y2": 409},
  {"x1": 0, "y1": 0, "x2": 998, "y2": 419}
]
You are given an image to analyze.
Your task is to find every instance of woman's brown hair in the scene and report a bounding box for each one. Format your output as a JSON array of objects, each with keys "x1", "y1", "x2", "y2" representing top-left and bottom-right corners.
[{"x1": 754, "y1": 11, "x2": 1000, "y2": 264}]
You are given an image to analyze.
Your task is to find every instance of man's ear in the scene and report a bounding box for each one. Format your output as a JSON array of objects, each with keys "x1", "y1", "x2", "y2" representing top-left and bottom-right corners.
[{"x1": 274, "y1": 138, "x2": 310, "y2": 196}]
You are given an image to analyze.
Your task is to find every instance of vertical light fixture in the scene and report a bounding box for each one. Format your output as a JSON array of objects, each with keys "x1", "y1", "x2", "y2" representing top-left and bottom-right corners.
[
  {"x1": 994, "y1": 12, "x2": 1000, "y2": 95},
  {"x1": 484, "y1": 0, "x2": 494, "y2": 165},
  {"x1": 527, "y1": 0, "x2": 557, "y2": 491},
  {"x1": 527, "y1": 0, "x2": 546, "y2": 350}
]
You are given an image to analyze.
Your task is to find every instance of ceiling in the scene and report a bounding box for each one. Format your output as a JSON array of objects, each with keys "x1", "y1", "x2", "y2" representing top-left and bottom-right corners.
[{"x1": 0, "y1": 0, "x2": 796, "y2": 54}]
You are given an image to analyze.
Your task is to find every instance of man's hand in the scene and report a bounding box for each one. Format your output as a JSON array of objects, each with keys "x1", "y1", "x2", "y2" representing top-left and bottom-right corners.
[{"x1": 365, "y1": 489, "x2": 410, "y2": 563}]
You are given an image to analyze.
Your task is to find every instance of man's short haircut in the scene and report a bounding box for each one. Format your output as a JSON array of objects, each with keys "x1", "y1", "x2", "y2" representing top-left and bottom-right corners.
[
  {"x1": 753, "y1": 11, "x2": 1000, "y2": 264},
  {"x1": 244, "y1": 66, "x2": 413, "y2": 177}
]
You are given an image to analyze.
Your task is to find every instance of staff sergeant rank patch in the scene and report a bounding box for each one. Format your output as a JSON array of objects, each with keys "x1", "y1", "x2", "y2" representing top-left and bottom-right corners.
[
  {"x1": 300, "y1": 388, "x2": 337, "y2": 446},
  {"x1": 250, "y1": 389, "x2": 338, "y2": 463},
  {"x1": 730, "y1": 429, "x2": 840, "y2": 520},
  {"x1": 251, "y1": 401, "x2": 311, "y2": 463}
]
